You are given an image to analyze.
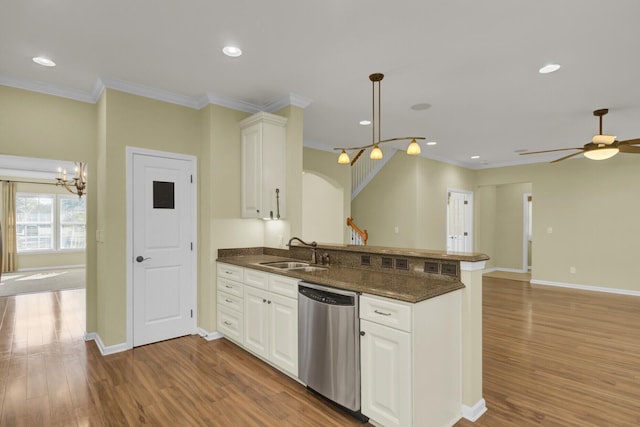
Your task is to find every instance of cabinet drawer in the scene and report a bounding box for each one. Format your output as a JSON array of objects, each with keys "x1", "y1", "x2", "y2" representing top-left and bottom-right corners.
[
  {"x1": 360, "y1": 294, "x2": 412, "y2": 332},
  {"x1": 217, "y1": 263, "x2": 244, "y2": 282},
  {"x1": 245, "y1": 268, "x2": 269, "y2": 289},
  {"x1": 218, "y1": 277, "x2": 243, "y2": 297},
  {"x1": 218, "y1": 291, "x2": 243, "y2": 313},
  {"x1": 218, "y1": 306, "x2": 243, "y2": 344},
  {"x1": 268, "y1": 274, "x2": 299, "y2": 299}
]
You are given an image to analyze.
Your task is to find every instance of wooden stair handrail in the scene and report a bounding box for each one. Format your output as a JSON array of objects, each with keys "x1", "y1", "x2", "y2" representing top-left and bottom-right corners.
[{"x1": 346, "y1": 217, "x2": 368, "y2": 246}]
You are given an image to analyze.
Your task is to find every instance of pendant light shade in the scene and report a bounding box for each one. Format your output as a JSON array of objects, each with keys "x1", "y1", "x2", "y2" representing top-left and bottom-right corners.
[
  {"x1": 406, "y1": 139, "x2": 421, "y2": 155},
  {"x1": 370, "y1": 145, "x2": 383, "y2": 160},
  {"x1": 338, "y1": 150, "x2": 351, "y2": 164}
]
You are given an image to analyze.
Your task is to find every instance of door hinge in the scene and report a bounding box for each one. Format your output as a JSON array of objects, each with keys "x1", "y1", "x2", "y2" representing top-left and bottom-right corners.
[
  {"x1": 464, "y1": 200, "x2": 468, "y2": 205},
  {"x1": 190, "y1": 309, "x2": 193, "y2": 318},
  {"x1": 464, "y1": 232, "x2": 468, "y2": 236}
]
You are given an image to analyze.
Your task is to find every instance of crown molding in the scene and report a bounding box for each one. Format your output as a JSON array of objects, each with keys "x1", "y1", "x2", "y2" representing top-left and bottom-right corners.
[
  {"x1": 0, "y1": 74, "x2": 313, "y2": 114},
  {"x1": 0, "y1": 74, "x2": 97, "y2": 104},
  {"x1": 99, "y1": 77, "x2": 202, "y2": 109},
  {"x1": 204, "y1": 92, "x2": 263, "y2": 113},
  {"x1": 264, "y1": 93, "x2": 313, "y2": 112}
]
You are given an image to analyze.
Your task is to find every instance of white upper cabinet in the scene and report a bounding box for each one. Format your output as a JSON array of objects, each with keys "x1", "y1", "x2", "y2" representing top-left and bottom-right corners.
[{"x1": 240, "y1": 112, "x2": 288, "y2": 219}]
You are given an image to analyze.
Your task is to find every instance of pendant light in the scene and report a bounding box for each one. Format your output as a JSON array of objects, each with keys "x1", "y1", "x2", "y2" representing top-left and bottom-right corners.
[{"x1": 334, "y1": 73, "x2": 426, "y2": 165}]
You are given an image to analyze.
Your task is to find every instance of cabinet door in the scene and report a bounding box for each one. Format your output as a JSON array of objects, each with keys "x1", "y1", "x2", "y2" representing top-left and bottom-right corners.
[
  {"x1": 241, "y1": 123, "x2": 263, "y2": 218},
  {"x1": 243, "y1": 287, "x2": 269, "y2": 358},
  {"x1": 361, "y1": 319, "x2": 412, "y2": 427},
  {"x1": 268, "y1": 293, "x2": 298, "y2": 377}
]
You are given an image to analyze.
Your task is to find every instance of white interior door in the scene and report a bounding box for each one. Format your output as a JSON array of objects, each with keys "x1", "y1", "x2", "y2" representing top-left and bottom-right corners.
[
  {"x1": 447, "y1": 189, "x2": 473, "y2": 252},
  {"x1": 132, "y1": 152, "x2": 195, "y2": 347}
]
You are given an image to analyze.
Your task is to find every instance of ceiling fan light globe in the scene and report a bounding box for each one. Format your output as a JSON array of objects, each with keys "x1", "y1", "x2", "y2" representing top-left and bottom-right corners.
[
  {"x1": 370, "y1": 145, "x2": 383, "y2": 160},
  {"x1": 337, "y1": 150, "x2": 351, "y2": 164},
  {"x1": 406, "y1": 139, "x2": 421, "y2": 155},
  {"x1": 584, "y1": 147, "x2": 619, "y2": 160},
  {"x1": 592, "y1": 134, "x2": 617, "y2": 145}
]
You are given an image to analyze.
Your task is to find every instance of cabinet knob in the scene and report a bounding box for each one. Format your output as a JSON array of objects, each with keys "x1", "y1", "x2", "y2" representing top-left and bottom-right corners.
[
  {"x1": 262, "y1": 299, "x2": 266, "y2": 303},
  {"x1": 360, "y1": 331, "x2": 365, "y2": 336}
]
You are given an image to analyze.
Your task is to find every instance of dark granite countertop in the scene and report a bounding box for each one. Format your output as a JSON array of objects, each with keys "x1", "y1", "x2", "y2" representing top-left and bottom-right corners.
[{"x1": 217, "y1": 254, "x2": 465, "y2": 303}]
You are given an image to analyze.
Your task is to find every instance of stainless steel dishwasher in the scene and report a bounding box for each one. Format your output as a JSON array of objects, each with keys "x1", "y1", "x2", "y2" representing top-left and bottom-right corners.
[{"x1": 298, "y1": 281, "x2": 363, "y2": 416}]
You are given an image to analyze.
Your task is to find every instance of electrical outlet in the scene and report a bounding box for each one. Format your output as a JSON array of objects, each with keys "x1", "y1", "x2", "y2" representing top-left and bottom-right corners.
[
  {"x1": 424, "y1": 261, "x2": 439, "y2": 273},
  {"x1": 360, "y1": 255, "x2": 371, "y2": 266},
  {"x1": 381, "y1": 257, "x2": 393, "y2": 268},
  {"x1": 395, "y1": 258, "x2": 408, "y2": 270},
  {"x1": 570, "y1": 266, "x2": 576, "y2": 274}
]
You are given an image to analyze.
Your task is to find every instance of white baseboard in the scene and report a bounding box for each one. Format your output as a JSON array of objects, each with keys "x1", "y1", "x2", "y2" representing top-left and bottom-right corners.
[
  {"x1": 484, "y1": 267, "x2": 528, "y2": 274},
  {"x1": 198, "y1": 328, "x2": 224, "y2": 341},
  {"x1": 17, "y1": 264, "x2": 86, "y2": 272},
  {"x1": 462, "y1": 398, "x2": 487, "y2": 422},
  {"x1": 531, "y1": 279, "x2": 640, "y2": 297},
  {"x1": 84, "y1": 332, "x2": 130, "y2": 355}
]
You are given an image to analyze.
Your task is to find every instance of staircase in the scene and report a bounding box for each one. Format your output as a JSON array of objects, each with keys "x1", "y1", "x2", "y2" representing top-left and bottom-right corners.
[{"x1": 350, "y1": 149, "x2": 394, "y2": 200}]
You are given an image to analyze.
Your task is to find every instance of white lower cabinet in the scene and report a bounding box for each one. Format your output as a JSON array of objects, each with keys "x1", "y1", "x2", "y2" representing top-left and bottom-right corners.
[
  {"x1": 360, "y1": 290, "x2": 462, "y2": 427},
  {"x1": 360, "y1": 319, "x2": 412, "y2": 427},
  {"x1": 243, "y1": 282, "x2": 298, "y2": 377}
]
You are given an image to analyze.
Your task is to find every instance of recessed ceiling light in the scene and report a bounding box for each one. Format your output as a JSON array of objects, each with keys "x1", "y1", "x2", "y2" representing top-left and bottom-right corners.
[
  {"x1": 222, "y1": 46, "x2": 242, "y2": 57},
  {"x1": 470, "y1": 155, "x2": 480, "y2": 159},
  {"x1": 411, "y1": 103, "x2": 432, "y2": 111},
  {"x1": 426, "y1": 141, "x2": 437, "y2": 146},
  {"x1": 32, "y1": 56, "x2": 56, "y2": 67},
  {"x1": 539, "y1": 64, "x2": 561, "y2": 74},
  {"x1": 359, "y1": 120, "x2": 371, "y2": 126}
]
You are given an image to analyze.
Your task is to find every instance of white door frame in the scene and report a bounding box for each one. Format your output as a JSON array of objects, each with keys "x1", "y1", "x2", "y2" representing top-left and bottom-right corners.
[
  {"x1": 446, "y1": 188, "x2": 474, "y2": 252},
  {"x1": 523, "y1": 192, "x2": 532, "y2": 272},
  {"x1": 125, "y1": 146, "x2": 198, "y2": 349}
]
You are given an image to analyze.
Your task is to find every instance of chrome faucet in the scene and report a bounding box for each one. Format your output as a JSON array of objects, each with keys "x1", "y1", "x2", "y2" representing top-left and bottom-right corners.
[{"x1": 287, "y1": 237, "x2": 318, "y2": 264}]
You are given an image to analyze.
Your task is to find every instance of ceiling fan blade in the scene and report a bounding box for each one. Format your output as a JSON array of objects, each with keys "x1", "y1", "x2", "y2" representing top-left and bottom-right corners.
[
  {"x1": 519, "y1": 147, "x2": 583, "y2": 155},
  {"x1": 550, "y1": 150, "x2": 585, "y2": 163},
  {"x1": 619, "y1": 145, "x2": 640, "y2": 153},
  {"x1": 618, "y1": 138, "x2": 640, "y2": 146}
]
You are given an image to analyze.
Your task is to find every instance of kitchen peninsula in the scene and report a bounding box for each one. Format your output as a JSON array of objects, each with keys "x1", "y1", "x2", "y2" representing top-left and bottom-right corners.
[{"x1": 217, "y1": 244, "x2": 489, "y2": 426}]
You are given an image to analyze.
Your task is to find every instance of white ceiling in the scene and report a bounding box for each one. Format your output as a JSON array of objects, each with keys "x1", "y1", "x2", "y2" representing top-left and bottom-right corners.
[{"x1": 2, "y1": 0, "x2": 640, "y2": 169}]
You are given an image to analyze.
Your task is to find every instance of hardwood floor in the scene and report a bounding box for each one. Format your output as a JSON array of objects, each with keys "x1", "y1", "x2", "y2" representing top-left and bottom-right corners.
[
  {"x1": 1, "y1": 280, "x2": 639, "y2": 426},
  {"x1": 0, "y1": 290, "x2": 365, "y2": 426},
  {"x1": 455, "y1": 277, "x2": 640, "y2": 427}
]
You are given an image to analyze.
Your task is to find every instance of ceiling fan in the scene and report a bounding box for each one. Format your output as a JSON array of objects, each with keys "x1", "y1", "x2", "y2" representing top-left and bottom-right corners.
[{"x1": 520, "y1": 109, "x2": 640, "y2": 163}]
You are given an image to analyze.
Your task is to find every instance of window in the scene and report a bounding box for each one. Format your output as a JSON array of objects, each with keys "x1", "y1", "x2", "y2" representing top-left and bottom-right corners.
[
  {"x1": 59, "y1": 196, "x2": 86, "y2": 249},
  {"x1": 16, "y1": 192, "x2": 86, "y2": 252}
]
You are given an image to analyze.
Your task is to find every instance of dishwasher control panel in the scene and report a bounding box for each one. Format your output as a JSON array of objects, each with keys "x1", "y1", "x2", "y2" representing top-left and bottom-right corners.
[{"x1": 299, "y1": 284, "x2": 354, "y2": 306}]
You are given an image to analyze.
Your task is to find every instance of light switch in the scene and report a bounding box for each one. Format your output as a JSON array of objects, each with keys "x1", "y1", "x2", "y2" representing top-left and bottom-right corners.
[{"x1": 546, "y1": 227, "x2": 553, "y2": 234}]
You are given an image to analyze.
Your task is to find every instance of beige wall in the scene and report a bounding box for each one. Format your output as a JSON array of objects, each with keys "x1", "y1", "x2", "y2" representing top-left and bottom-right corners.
[
  {"x1": 477, "y1": 156, "x2": 640, "y2": 290},
  {"x1": 493, "y1": 182, "x2": 532, "y2": 270},
  {"x1": 0, "y1": 85, "x2": 98, "y2": 331},
  {"x1": 303, "y1": 147, "x2": 351, "y2": 243},
  {"x1": 352, "y1": 152, "x2": 476, "y2": 249}
]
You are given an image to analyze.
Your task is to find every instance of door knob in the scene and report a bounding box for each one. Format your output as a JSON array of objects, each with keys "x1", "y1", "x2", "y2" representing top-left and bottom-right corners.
[{"x1": 136, "y1": 256, "x2": 151, "y2": 263}]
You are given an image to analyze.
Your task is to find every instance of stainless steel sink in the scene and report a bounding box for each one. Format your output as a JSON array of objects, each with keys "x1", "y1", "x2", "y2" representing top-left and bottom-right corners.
[
  {"x1": 289, "y1": 266, "x2": 328, "y2": 272},
  {"x1": 260, "y1": 261, "x2": 310, "y2": 269}
]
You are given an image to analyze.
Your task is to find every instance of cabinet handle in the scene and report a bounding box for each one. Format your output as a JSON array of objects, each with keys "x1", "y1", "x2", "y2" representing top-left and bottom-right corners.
[
  {"x1": 225, "y1": 299, "x2": 233, "y2": 303},
  {"x1": 263, "y1": 299, "x2": 266, "y2": 303},
  {"x1": 225, "y1": 285, "x2": 232, "y2": 288},
  {"x1": 225, "y1": 271, "x2": 233, "y2": 275},
  {"x1": 360, "y1": 331, "x2": 365, "y2": 336},
  {"x1": 268, "y1": 300, "x2": 271, "y2": 304},
  {"x1": 224, "y1": 321, "x2": 232, "y2": 326},
  {"x1": 374, "y1": 310, "x2": 392, "y2": 316}
]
